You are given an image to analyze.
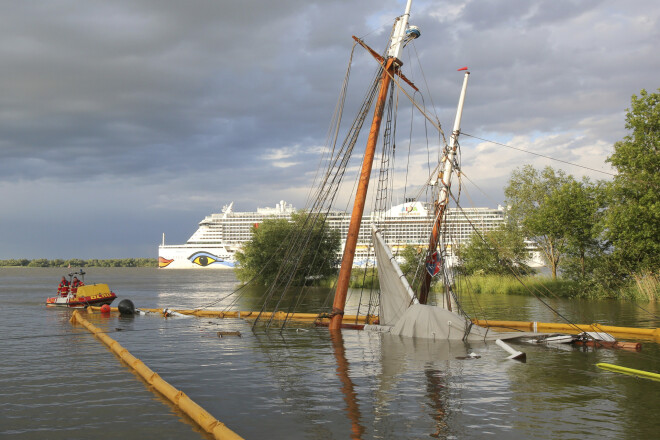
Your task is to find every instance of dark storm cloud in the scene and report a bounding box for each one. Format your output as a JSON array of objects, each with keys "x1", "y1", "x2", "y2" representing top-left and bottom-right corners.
[
  {"x1": 0, "y1": 0, "x2": 397, "y2": 182},
  {"x1": 0, "y1": 0, "x2": 658, "y2": 258},
  {"x1": 409, "y1": 0, "x2": 657, "y2": 140}
]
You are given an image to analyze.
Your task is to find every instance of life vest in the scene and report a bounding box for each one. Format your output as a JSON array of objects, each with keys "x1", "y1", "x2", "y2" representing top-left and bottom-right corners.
[{"x1": 58, "y1": 280, "x2": 70, "y2": 297}]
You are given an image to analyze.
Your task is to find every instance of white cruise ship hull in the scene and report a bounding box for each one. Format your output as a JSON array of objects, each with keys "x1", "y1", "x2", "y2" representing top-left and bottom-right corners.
[
  {"x1": 158, "y1": 200, "x2": 515, "y2": 269},
  {"x1": 158, "y1": 245, "x2": 235, "y2": 269}
]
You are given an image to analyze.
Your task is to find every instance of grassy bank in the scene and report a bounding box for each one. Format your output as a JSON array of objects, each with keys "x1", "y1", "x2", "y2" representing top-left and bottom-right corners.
[
  {"x1": 615, "y1": 273, "x2": 659, "y2": 302},
  {"x1": 349, "y1": 268, "x2": 379, "y2": 289},
  {"x1": 459, "y1": 274, "x2": 659, "y2": 301},
  {"x1": 456, "y1": 275, "x2": 580, "y2": 298},
  {"x1": 307, "y1": 268, "x2": 379, "y2": 289},
  {"x1": 344, "y1": 271, "x2": 658, "y2": 302}
]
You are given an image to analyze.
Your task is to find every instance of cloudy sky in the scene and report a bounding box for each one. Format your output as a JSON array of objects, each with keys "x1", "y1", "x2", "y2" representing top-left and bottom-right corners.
[{"x1": 1, "y1": 0, "x2": 658, "y2": 259}]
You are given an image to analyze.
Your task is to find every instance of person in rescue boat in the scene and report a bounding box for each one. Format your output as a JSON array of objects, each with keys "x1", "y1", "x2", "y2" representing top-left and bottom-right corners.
[
  {"x1": 71, "y1": 276, "x2": 84, "y2": 294},
  {"x1": 58, "y1": 276, "x2": 69, "y2": 297},
  {"x1": 72, "y1": 276, "x2": 84, "y2": 287}
]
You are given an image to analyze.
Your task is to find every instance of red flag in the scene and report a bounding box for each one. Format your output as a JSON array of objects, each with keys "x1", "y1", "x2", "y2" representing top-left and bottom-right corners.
[{"x1": 457, "y1": 66, "x2": 468, "y2": 71}]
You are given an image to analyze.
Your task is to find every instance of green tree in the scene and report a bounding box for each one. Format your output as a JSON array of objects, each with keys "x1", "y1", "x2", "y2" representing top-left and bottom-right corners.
[
  {"x1": 399, "y1": 245, "x2": 426, "y2": 291},
  {"x1": 604, "y1": 88, "x2": 660, "y2": 273},
  {"x1": 66, "y1": 258, "x2": 86, "y2": 268},
  {"x1": 27, "y1": 258, "x2": 50, "y2": 267},
  {"x1": 457, "y1": 223, "x2": 533, "y2": 276},
  {"x1": 505, "y1": 165, "x2": 574, "y2": 279},
  {"x1": 234, "y1": 212, "x2": 341, "y2": 286},
  {"x1": 557, "y1": 179, "x2": 606, "y2": 280}
]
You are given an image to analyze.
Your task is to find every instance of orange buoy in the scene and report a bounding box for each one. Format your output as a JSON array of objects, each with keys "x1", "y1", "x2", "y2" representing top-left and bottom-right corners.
[{"x1": 100, "y1": 304, "x2": 111, "y2": 313}]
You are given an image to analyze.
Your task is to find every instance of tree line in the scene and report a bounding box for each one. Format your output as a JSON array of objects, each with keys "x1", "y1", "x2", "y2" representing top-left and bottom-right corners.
[
  {"x1": 0, "y1": 258, "x2": 158, "y2": 268},
  {"x1": 457, "y1": 89, "x2": 658, "y2": 300}
]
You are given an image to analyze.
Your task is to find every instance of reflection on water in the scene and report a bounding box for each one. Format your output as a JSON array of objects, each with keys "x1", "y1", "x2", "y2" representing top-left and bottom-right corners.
[
  {"x1": 1, "y1": 268, "x2": 659, "y2": 439},
  {"x1": 331, "y1": 331, "x2": 365, "y2": 439}
]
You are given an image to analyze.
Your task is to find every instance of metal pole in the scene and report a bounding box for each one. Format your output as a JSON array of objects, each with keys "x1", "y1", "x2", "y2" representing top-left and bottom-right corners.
[{"x1": 419, "y1": 70, "x2": 469, "y2": 305}]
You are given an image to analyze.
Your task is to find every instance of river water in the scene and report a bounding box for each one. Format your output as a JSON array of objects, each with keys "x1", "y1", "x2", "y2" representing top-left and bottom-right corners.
[{"x1": 1, "y1": 267, "x2": 658, "y2": 439}]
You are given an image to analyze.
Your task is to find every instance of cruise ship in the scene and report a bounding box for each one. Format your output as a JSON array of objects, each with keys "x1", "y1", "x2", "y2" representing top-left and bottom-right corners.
[{"x1": 158, "y1": 200, "x2": 507, "y2": 269}]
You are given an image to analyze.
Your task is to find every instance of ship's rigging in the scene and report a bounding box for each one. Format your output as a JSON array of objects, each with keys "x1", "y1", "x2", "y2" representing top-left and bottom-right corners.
[{"x1": 236, "y1": 1, "x2": 479, "y2": 332}]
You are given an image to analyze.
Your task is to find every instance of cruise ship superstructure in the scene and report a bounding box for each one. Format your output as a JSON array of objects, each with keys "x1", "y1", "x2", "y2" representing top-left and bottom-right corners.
[{"x1": 158, "y1": 200, "x2": 507, "y2": 269}]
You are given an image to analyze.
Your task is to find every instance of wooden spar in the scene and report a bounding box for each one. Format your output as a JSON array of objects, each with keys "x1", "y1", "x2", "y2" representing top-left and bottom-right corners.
[
  {"x1": 329, "y1": 0, "x2": 416, "y2": 330},
  {"x1": 418, "y1": 70, "x2": 470, "y2": 305},
  {"x1": 418, "y1": 203, "x2": 448, "y2": 305},
  {"x1": 329, "y1": 57, "x2": 397, "y2": 330},
  {"x1": 352, "y1": 36, "x2": 419, "y2": 92}
]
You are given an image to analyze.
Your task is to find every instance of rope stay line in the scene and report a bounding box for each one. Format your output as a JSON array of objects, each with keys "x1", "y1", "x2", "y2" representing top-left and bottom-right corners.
[
  {"x1": 250, "y1": 53, "x2": 387, "y2": 331},
  {"x1": 461, "y1": 132, "x2": 617, "y2": 177}
]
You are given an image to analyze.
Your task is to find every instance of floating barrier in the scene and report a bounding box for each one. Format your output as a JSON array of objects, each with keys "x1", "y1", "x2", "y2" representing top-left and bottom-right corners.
[
  {"x1": 85, "y1": 306, "x2": 658, "y2": 342},
  {"x1": 70, "y1": 310, "x2": 243, "y2": 440},
  {"x1": 472, "y1": 319, "x2": 660, "y2": 341},
  {"x1": 596, "y1": 363, "x2": 660, "y2": 382},
  {"x1": 88, "y1": 306, "x2": 378, "y2": 324}
]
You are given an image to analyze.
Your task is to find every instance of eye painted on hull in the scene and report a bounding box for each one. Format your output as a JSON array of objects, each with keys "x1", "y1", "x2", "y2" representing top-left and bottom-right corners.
[{"x1": 188, "y1": 251, "x2": 224, "y2": 267}]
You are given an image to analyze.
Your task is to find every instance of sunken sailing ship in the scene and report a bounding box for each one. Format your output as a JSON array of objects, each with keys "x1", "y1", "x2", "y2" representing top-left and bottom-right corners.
[
  {"x1": 198, "y1": 0, "x2": 645, "y2": 350},
  {"x1": 243, "y1": 0, "x2": 539, "y2": 343}
]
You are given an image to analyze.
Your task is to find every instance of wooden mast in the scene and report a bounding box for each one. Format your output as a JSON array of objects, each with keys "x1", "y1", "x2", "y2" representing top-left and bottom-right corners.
[
  {"x1": 418, "y1": 70, "x2": 470, "y2": 306},
  {"x1": 329, "y1": 0, "x2": 414, "y2": 331}
]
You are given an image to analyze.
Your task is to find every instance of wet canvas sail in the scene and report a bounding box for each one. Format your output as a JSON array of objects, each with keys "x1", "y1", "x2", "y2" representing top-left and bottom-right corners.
[
  {"x1": 390, "y1": 304, "x2": 491, "y2": 340},
  {"x1": 372, "y1": 226, "x2": 418, "y2": 326},
  {"x1": 373, "y1": 227, "x2": 527, "y2": 341}
]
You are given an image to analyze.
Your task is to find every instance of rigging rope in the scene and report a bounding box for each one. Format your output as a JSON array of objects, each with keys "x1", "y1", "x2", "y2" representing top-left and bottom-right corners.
[
  {"x1": 447, "y1": 192, "x2": 597, "y2": 337},
  {"x1": 460, "y1": 132, "x2": 617, "y2": 177},
  {"x1": 252, "y1": 59, "x2": 385, "y2": 331}
]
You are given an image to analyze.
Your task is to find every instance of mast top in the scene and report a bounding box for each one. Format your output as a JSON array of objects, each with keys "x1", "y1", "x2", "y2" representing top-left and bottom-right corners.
[{"x1": 387, "y1": 0, "x2": 416, "y2": 60}]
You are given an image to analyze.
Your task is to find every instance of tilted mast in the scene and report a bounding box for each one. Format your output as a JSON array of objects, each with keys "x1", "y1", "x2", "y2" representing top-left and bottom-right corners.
[
  {"x1": 418, "y1": 69, "x2": 470, "y2": 306},
  {"x1": 329, "y1": 0, "x2": 416, "y2": 330}
]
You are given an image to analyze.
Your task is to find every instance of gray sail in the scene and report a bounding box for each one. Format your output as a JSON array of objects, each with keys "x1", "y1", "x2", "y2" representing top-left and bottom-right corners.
[
  {"x1": 390, "y1": 303, "x2": 491, "y2": 340},
  {"x1": 373, "y1": 226, "x2": 528, "y2": 341},
  {"x1": 372, "y1": 226, "x2": 418, "y2": 326}
]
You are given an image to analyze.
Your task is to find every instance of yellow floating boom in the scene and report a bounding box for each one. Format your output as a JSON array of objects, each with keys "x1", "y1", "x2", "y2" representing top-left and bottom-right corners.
[
  {"x1": 70, "y1": 310, "x2": 243, "y2": 440},
  {"x1": 471, "y1": 319, "x2": 660, "y2": 341},
  {"x1": 94, "y1": 306, "x2": 378, "y2": 324},
  {"x1": 596, "y1": 363, "x2": 660, "y2": 382},
  {"x1": 88, "y1": 306, "x2": 659, "y2": 341}
]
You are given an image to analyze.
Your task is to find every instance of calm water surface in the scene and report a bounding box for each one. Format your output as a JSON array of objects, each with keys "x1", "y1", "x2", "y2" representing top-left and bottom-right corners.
[{"x1": 1, "y1": 268, "x2": 658, "y2": 439}]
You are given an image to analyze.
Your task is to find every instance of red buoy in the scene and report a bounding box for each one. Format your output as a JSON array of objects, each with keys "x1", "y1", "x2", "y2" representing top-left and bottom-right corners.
[{"x1": 101, "y1": 304, "x2": 111, "y2": 313}]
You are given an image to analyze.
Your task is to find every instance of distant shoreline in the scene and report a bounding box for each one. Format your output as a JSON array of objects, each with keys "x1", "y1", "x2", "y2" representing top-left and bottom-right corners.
[{"x1": 0, "y1": 258, "x2": 157, "y2": 268}]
